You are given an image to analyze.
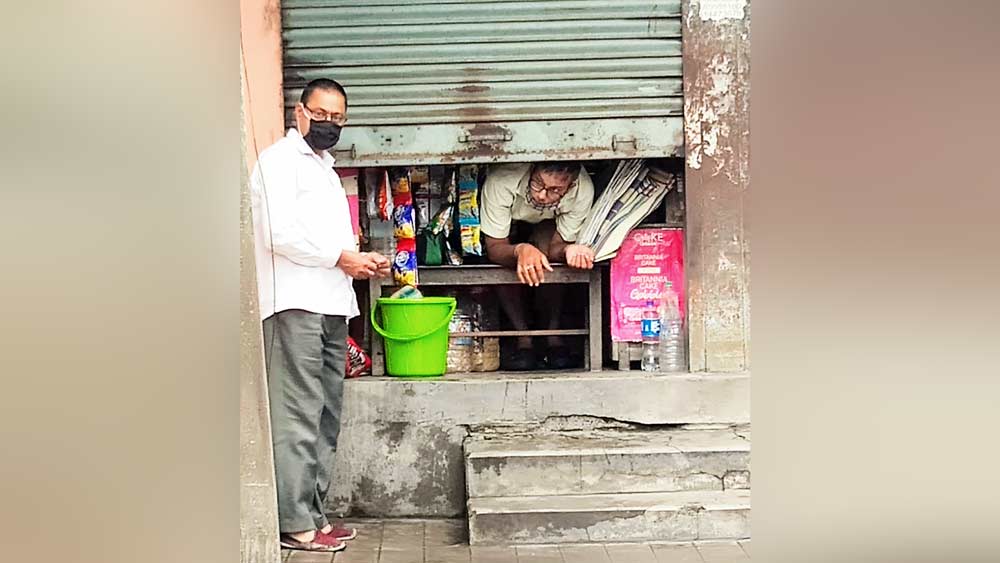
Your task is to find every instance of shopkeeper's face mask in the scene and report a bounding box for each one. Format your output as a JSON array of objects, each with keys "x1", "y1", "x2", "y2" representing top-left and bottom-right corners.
[{"x1": 300, "y1": 103, "x2": 345, "y2": 151}]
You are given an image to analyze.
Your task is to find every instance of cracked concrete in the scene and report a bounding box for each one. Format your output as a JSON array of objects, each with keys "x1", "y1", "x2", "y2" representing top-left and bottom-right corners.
[
  {"x1": 724, "y1": 470, "x2": 751, "y2": 490},
  {"x1": 469, "y1": 490, "x2": 750, "y2": 544},
  {"x1": 462, "y1": 422, "x2": 752, "y2": 545},
  {"x1": 466, "y1": 427, "x2": 750, "y2": 498},
  {"x1": 328, "y1": 373, "x2": 749, "y2": 517}
]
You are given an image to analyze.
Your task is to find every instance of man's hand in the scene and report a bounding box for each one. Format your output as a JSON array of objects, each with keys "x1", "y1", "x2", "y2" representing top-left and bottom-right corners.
[
  {"x1": 364, "y1": 252, "x2": 392, "y2": 279},
  {"x1": 514, "y1": 243, "x2": 554, "y2": 286},
  {"x1": 337, "y1": 250, "x2": 379, "y2": 279},
  {"x1": 565, "y1": 244, "x2": 595, "y2": 270}
]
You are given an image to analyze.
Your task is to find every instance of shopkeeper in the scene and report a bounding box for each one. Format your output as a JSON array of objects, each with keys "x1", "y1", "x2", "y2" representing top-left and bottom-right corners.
[{"x1": 480, "y1": 161, "x2": 596, "y2": 370}]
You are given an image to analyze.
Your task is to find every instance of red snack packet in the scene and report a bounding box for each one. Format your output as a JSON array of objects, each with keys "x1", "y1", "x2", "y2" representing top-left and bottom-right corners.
[
  {"x1": 395, "y1": 237, "x2": 417, "y2": 253},
  {"x1": 377, "y1": 170, "x2": 392, "y2": 221},
  {"x1": 345, "y1": 336, "x2": 371, "y2": 378}
]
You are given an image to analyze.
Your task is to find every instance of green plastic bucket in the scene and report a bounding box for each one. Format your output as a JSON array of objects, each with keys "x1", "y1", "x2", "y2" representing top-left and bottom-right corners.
[{"x1": 371, "y1": 297, "x2": 457, "y2": 377}]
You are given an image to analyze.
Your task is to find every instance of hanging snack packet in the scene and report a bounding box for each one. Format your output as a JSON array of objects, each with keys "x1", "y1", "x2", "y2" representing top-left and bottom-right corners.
[
  {"x1": 390, "y1": 169, "x2": 416, "y2": 240},
  {"x1": 444, "y1": 237, "x2": 463, "y2": 266},
  {"x1": 426, "y1": 201, "x2": 454, "y2": 236},
  {"x1": 364, "y1": 169, "x2": 380, "y2": 219},
  {"x1": 392, "y1": 200, "x2": 416, "y2": 240},
  {"x1": 457, "y1": 165, "x2": 478, "y2": 216},
  {"x1": 414, "y1": 192, "x2": 431, "y2": 232},
  {"x1": 425, "y1": 166, "x2": 445, "y2": 227},
  {"x1": 411, "y1": 166, "x2": 436, "y2": 233},
  {"x1": 461, "y1": 225, "x2": 481, "y2": 256},
  {"x1": 457, "y1": 165, "x2": 482, "y2": 256},
  {"x1": 390, "y1": 169, "x2": 411, "y2": 195},
  {"x1": 387, "y1": 168, "x2": 418, "y2": 285},
  {"x1": 377, "y1": 169, "x2": 393, "y2": 221},
  {"x1": 444, "y1": 167, "x2": 457, "y2": 202},
  {"x1": 392, "y1": 237, "x2": 418, "y2": 286}
]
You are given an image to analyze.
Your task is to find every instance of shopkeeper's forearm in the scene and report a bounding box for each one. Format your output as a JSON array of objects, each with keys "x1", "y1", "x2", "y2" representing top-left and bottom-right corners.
[
  {"x1": 547, "y1": 234, "x2": 568, "y2": 263},
  {"x1": 484, "y1": 235, "x2": 523, "y2": 268}
]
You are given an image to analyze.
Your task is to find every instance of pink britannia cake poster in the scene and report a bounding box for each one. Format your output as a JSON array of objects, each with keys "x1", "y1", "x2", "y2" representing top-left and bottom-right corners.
[{"x1": 610, "y1": 228, "x2": 686, "y2": 342}]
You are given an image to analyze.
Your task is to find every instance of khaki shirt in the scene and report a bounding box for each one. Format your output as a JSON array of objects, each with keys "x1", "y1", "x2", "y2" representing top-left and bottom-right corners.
[{"x1": 479, "y1": 163, "x2": 594, "y2": 242}]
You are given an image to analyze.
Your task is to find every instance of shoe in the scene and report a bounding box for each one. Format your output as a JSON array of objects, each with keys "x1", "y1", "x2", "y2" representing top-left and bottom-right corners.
[
  {"x1": 545, "y1": 346, "x2": 576, "y2": 370},
  {"x1": 501, "y1": 347, "x2": 537, "y2": 371},
  {"x1": 280, "y1": 533, "x2": 346, "y2": 552},
  {"x1": 320, "y1": 525, "x2": 357, "y2": 542}
]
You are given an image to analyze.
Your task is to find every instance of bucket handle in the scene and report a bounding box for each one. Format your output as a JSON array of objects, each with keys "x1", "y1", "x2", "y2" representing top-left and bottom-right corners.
[{"x1": 370, "y1": 300, "x2": 457, "y2": 343}]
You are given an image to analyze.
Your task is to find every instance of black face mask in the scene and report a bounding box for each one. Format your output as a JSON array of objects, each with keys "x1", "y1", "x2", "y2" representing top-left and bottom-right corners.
[{"x1": 303, "y1": 120, "x2": 342, "y2": 151}]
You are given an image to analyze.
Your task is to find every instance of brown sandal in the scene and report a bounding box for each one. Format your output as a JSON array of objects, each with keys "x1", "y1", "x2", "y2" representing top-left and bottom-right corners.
[{"x1": 280, "y1": 533, "x2": 346, "y2": 552}]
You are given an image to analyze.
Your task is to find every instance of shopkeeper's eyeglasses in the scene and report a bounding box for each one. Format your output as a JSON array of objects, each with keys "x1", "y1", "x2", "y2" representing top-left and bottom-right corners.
[
  {"x1": 529, "y1": 177, "x2": 572, "y2": 197},
  {"x1": 301, "y1": 104, "x2": 348, "y2": 126}
]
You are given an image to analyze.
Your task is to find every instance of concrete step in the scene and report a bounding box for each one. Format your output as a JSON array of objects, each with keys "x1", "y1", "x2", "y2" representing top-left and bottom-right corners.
[
  {"x1": 465, "y1": 427, "x2": 750, "y2": 498},
  {"x1": 468, "y1": 489, "x2": 751, "y2": 545}
]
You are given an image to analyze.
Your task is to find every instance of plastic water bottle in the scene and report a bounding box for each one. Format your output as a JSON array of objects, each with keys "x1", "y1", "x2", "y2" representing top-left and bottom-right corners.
[
  {"x1": 640, "y1": 300, "x2": 661, "y2": 372},
  {"x1": 659, "y1": 281, "x2": 686, "y2": 373}
]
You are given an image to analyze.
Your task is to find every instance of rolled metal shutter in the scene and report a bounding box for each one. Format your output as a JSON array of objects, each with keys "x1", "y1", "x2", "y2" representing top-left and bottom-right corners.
[{"x1": 281, "y1": 0, "x2": 683, "y2": 166}]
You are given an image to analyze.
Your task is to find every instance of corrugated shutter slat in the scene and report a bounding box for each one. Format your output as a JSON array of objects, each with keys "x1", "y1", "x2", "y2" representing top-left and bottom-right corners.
[{"x1": 281, "y1": 0, "x2": 683, "y2": 166}]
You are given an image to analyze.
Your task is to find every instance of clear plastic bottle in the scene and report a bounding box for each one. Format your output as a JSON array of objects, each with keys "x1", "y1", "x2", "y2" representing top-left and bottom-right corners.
[
  {"x1": 640, "y1": 300, "x2": 661, "y2": 372},
  {"x1": 659, "y1": 281, "x2": 687, "y2": 373}
]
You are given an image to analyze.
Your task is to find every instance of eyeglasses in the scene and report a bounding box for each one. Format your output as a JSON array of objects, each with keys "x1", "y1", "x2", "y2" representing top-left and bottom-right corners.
[
  {"x1": 301, "y1": 104, "x2": 348, "y2": 126},
  {"x1": 528, "y1": 177, "x2": 572, "y2": 197}
]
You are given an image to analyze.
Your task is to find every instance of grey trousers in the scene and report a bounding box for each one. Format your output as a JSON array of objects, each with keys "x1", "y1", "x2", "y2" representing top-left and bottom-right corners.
[{"x1": 262, "y1": 309, "x2": 348, "y2": 534}]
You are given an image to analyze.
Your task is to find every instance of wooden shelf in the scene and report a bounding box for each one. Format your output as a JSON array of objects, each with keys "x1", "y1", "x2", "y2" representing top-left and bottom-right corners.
[
  {"x1": 450, "y1": 329, "x2": 589, "y2": 338},
  {"x1": 375, "y1": 263, "x2": 597, "y2": 287}
]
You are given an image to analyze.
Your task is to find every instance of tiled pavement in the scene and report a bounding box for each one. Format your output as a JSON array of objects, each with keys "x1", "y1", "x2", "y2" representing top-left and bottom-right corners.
[{"x1": 282, "y1": 519, "x2": 751, "y2": 563}]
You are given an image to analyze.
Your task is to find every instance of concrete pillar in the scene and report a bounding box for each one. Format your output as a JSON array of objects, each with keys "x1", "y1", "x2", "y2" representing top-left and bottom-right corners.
[
  {"x1": 682, "y1": 0, "x2": 751, "y2": 373},
  {"x1": 239, "y1": 3, "x2": 285, "y2": 558},
  {"x1": 240, "y1": 51, "x2": 280, "y2": 563}
]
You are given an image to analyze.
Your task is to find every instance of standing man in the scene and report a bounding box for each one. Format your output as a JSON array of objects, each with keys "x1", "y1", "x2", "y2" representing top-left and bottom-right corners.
[
  {"x1": 480, "y1": 162, "x2": 596, "y2": 370},
  {"x1": 251, "y1": 78, "x2": 390, "y2": 553}
]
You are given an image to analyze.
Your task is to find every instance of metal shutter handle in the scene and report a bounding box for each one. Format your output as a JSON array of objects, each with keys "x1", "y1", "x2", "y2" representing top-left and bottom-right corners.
[
  {"x1": 332, "y1": 144, "x2": 357, "y2": 159},
  {"x1": 459, "y1": 132, "x2": 512, "y2": 143},
  {"x1": 612, "y1": 135, "x2": 638, "y2": 151}
]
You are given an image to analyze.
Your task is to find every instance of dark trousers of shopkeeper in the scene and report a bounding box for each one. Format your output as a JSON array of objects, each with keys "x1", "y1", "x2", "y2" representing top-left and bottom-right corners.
[{"x1": 262, "y1": 309, "x2": 348, "y2": 534}]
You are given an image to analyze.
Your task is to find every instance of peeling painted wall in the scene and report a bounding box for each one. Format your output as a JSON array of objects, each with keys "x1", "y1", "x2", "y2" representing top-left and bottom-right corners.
[
  {"x1": 683, "y1": 0, "x2": 751, "y2": 372},
  {"x1": 684, "y1": 0, "x2": 750, "y2": 186},
  {"x1": 240, "y1": 0, "x2": 285, "y2": 172}
]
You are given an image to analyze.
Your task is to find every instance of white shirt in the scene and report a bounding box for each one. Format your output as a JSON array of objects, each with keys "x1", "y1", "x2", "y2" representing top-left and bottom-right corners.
[
  {"x1": 479, "y1": 163, "x2": 595, "y2": 242},
  {"x1": 251, "y1": 129, "x2": 359, "y2": 320}
]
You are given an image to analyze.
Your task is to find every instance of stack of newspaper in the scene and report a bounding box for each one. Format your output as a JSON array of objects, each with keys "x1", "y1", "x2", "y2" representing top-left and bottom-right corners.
[{"x1": 579, "y1": 159, "x2": 679, "y2": 261}]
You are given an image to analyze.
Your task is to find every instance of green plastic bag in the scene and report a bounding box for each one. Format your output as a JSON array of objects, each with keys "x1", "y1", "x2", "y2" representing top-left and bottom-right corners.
[{"x1": 418, "y1": 229, "x2": 444, "y2": 266}]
